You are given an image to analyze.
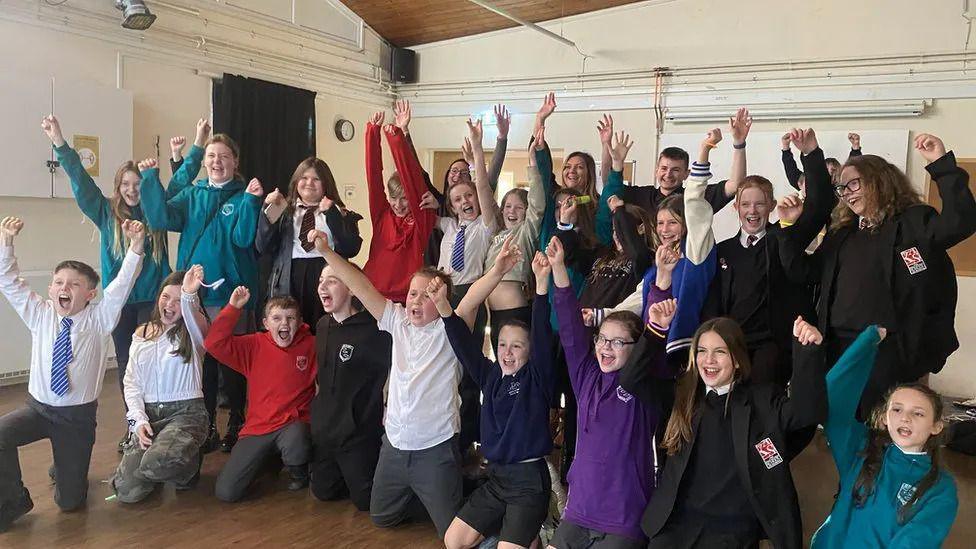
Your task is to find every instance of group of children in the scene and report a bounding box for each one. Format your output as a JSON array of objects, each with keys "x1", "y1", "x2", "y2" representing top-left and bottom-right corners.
[{"x1": 0, "y1": 91, "x2": 972, "y2": 549}]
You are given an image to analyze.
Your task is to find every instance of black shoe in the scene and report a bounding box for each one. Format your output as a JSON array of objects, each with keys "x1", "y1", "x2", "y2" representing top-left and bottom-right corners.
[
  {"x1": 201, "y1": 423, "x2": 220, "y2": 455},
  {"x1": 220, "y1": 415, "x2": 243, "y2": 453},
  {"x1": 0, "y1": 489, "x2": 34, "y2": 533},
  {"x1": 286, "y1": 466, "x2": 308, "y2": 491}
]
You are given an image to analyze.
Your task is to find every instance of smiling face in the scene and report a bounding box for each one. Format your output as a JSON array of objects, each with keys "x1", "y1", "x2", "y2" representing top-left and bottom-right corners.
[
  {"x1": 594, "y1": 320, "x2": 635, "y2": 373},
  {"x1": 501, "y1": 192, "x2": 527, "y2": 229},
  {"x1": 883, "y1": 387, "x2": 944, "y2": 453},
  {"x1": 204, "y1": 142, "x2": 238, "y2": 184},
  {"x1": 156, "y1": 284, "x2": 183, "y2": 326},
  {"x1": 318, "y1": 266, "x2": 352, "y2": 314},
  {"x1": 263, "y1": 306, "x2": 300, "y2": 348},
  {"x1": 497, "y1": 324, "x2": 530, "y2": 375},
  {"x1": 405, "y1": 275, "x2": 440, "y2": 327},
  {"x1": 561, "y1": 155, "x2": 588, "y2": 191},
  {"x1": 656, "y1": 208, "x2": 684, "y2": 247},
  {"x1": 695, "y1": 330, "x2": 737, "y2": 388},
  {"x1": 49, "y1": 268, "x2": 98, "y2": 317},
  {"x1": 735, "y1": 186, "x2": 772, "y2": 235},
  {"x1": 839, "y1": 166, "x2": 868, "y2": 217},
  {"x1": 447, "y1": 160, "x2": 471, "y2": 186},
  {"x1": 449, "y1": 182, "x2": 479, "y2": 222},
  {"x1": 296, "y1": 168, "x2": 324, "y2": 205},
  {"x1": 656, "y1": 156, "x2": 690, "y2": 193},
  {"x1": 118, "y1": 169, "x2": 141, "y2": 207}
]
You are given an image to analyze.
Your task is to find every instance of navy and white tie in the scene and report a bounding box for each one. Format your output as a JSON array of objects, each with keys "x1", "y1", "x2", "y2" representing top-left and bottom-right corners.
[
  {"x1": 451, "y1": 224, "x2": 467, "y2": 272},
  {"x1": 51, "y1": 317, "x2": 73, "y2": 397}
]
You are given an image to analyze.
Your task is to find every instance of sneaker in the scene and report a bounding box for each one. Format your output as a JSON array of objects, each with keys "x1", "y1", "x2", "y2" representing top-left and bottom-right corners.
[
  {"x1": 201, "y1": 423, "x2": 220, "y2": 455},
  {"x1": 286, "y1": 466, "x2": 309, "y2": 491},
  {"x1": 0, "y1": 489, "x2": 34, "y2": 533}
]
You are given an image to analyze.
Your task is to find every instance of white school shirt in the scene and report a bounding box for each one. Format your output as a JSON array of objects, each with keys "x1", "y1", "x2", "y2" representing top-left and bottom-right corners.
[
  {"x1": 739, "y1": 229, "x2": 767, "y2": 248},
  {"x1": 291, "y1": 202, "x2": 335, "y2": 259},
  {"x1": 124, "y1": 290, "x2": 209, "y2": 429},
  {"x1": 379, "y1": 300, "x2": 461, "y2": 451},
  {"x1": 437, "y1": 216, "x2": 494, "y2": 285},
  {"x1": 0, "y1": 246, "x2": 143, "y2": 406}
]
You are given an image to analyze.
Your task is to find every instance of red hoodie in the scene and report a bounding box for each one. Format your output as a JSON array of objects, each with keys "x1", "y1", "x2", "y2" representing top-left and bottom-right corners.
[
  {"x1": 204, "y1": 306, "x2": 317, "y2": 438},
  {"x1": 362, "y1": 124, "x2": 436, "y2": 302}
]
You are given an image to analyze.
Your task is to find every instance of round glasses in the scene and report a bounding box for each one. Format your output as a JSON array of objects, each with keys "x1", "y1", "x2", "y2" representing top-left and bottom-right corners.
[{"x1": 593, "y1": 334, "x2": 636, "y2": 351}]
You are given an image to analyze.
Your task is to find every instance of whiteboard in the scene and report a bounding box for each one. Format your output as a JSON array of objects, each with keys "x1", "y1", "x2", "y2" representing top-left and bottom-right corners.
[
  {"x1": 0, "y1": 69, "x2": 133, "y2": 199},
  {"x1": 657, "y1": 130, "x2": 911, "y2": 242}
]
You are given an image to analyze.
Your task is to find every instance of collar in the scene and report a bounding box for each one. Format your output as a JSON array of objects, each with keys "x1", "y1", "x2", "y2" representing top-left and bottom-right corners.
[
  {"x1": 208, "y1": 179, "x2": 230, "y2": 189},
  {"x1": 297, "y1": 201, "x2": 318, "y2": 210},
  {"x1": 739, "y1": 229, "x2": 766, "y2": 248},
  {"x1": 705, "y1": 382, "x2": 732, "y2": 396}
]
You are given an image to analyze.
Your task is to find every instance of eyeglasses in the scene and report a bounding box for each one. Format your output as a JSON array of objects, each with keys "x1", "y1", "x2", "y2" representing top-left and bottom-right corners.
[
  {"x1": 593, "y1": 334, "x2": 636, "y2": 350},
  {"x1": 448, "y1": 167, "x2": 469, "y2": 176},
  {"x1": 833, "y1": 177, "x2": 861, "y2": 197}
]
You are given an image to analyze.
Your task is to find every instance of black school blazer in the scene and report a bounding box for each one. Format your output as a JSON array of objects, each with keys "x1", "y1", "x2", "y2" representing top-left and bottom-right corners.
[
  {"x1": 642, "y1": 340, "x2": 827, "y2": 549},
  {"x1": 777, "y1": 150, "x2": 976, "y2": 400}
]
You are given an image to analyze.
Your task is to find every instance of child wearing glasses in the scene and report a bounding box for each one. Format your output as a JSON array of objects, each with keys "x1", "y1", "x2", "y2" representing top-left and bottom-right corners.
[
  {"x1": 546, "y1": 235, "x2": 665, "y2": 549},
  {"x1": 777, "y1": 129, "x2": 976, "y2": 416}
]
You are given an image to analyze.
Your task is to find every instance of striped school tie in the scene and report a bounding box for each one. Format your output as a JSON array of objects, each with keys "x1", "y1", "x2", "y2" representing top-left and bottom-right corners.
[
  {"x1": 300, "y1": 205, "x2": 317, "y2": 252},
  {"x1": 451, "y1": 224, "x2": 467, "y2": 272},
  {"x1": 51, "y1": 317, "x2": 73, "y2": 397}
]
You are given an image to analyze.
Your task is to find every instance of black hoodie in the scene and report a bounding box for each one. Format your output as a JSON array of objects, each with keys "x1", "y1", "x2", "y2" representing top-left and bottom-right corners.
[{"x1": 311, "y1": 310, "x2": 391, "y2": 450}]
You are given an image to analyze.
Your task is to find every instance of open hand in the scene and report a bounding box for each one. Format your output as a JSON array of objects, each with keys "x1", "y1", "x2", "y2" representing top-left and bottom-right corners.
[
  {"x1": 597, "y1": 114, "x2": 613, "y2": 147},
  {"x1": 536, "y1": 92, "x2": 556, "y2": 125},
  {"x1": 729, "y1": 108, "x2": 752, "y2": 145},
  {"x1": 492, "y1": 234, "x2": 523, "y2": 276},
  {"x1": 394, "y1": 99, "x2": 411, "y2": 133},
  {"x1": 461, "y1": 137, "x2": 475, "y2": 166},
  {"x1": 609, "y1": 131, "x2": 633, "y2": 170},
  {"x1": 494, "y1": 104, "x2": 510, "y2": 139},
  {"x1": 229, "y1": 286, "x2": 251, "y2": 309}
]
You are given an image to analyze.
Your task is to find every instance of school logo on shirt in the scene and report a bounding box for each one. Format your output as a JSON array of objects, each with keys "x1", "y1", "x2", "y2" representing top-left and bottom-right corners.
[
  {"x1": 616, "y1": 386, "x2": 634, "y2": 403},
  {"x1": 900, "y1": 246, "x2": 927, "y2": 275},
  {"x1": 339, "y1": 344, "x2": 354, "y2": 362},
  {"x1": 755, "y1": 437, "x2": 783, "y2": 469},
  {"x1": 221, "y1": 203, "x2": 236, "y2": 216},
  {"x1": 507, "y1": 381, "x2": 521, "y2": 396},
  {"x1": 296, "y1": 356, "x2": 309, "y2": 371},
  {"x1": 897, "y1": 482, "x2": 917, "y2": 506}
]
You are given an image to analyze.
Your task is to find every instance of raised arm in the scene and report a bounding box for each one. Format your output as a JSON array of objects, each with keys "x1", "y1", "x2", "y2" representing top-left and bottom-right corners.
[
  {"x1": 467, "y1": 118, "x2": 501, "y2": 233},
  {"x1": 773, "y1": 318, "x2": 828, "y2": 433},
  {"x1": 612, "y1": 201, "x2": 654, "y2": 276},
  {"x1": 684, "y1": 130, "x2": 720, "y2": 265},
  {"x1": 386, "y1": 125, "x2": 436, "y2": 238},
  {"x1": 597, "y1": 114, "x2": 613, "y2": 193},
  {"x1": 525, "y1": 142, "x2": 548, "y2": 236},
  {"x1": 203, "y1": 288, "x2": 256, "y2": 375},
  {"x1": 139, "y1": 160, "x2": 187, "y2": 232},
  {"x1": 620, "y1": 298, "x2": 674, "y2": 408},
  {"x1": 430, "y1": 277, "x2": 493, "y2": 387},
  {"x1": 847, "y1": 132, "x2": 862, "y2": 160},
  {"x1": 456, "y1": 235, "x2": 521, "y2": 329},
  {"x1": 364, "y1": 114, "x2": 389, "y2": 224},
  {"x1": 534, "y1": 126, "x2": 558, "y2": 253},
  {"x1": 916, "y1": 135, "x2": 976, "y2": 249},
  {"x1": 231, "y1": 180, "x2": 263, "y2": 249},
  {"x1": 0, "y1": 218, "x2": 44, "y2": 327},
  {"x1": 596, "y1": 129, "x2": 632, "y2": 246},
  {"x1": 529, "y1": 255, "x2": 556, "y2": 403},
  {"x1": 180, "y1": 265, "x2": 210, "y2": 352},
  {"x1": 723, "y1": 107, "x2": 752, "y2": 198},
  {"x1": 254, "y1": 189, "x2": 285, "y2": 256},
  {"x1": 42, "y1": 116, "x2": 111, "y2": 226},
  {"x1": 781, "y1": 133, "x2": 803, "y2": 191},
  {"x1": 166, "y1": 120, "x2": 208, "y2": 198},
  {"x1": 95, "y1": 220, "x2": 145, "y2": 334},
  {"x1": 308, "y1": 229, "x2": 387, "y2": 321},
  {"x1": 323, "y1": 202, "x2": 364, "y2": 258},
  {"x1": 487, "y1": 104, "x2": 510, "y2": 191},
  {"x1": 547, "y1": 236, "x2": 594, "y2": 386}
]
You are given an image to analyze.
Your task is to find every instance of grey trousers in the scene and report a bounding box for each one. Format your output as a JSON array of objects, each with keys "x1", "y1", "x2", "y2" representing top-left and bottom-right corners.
[
  {"x1": 369, "y1": 435, "x2": 462, "y2": 539},
  {"x1": 0, "y1": 396, "x2": 97, "y2": 511},
  {"x1": 214, "y1": 421, "x2": 310, "y2": 502},
  {"x1": 113, "y1": 398, "x2": 209, "y2": 503}
]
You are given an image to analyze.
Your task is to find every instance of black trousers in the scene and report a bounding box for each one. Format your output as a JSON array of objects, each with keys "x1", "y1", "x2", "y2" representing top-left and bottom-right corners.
[
  {"x1": 310, "y1": 437, "x2": 382, "y2": 512},
  {"x1": 111, "y1": 302, "x2": 153, "y2": 412},
  {"x1": 450, "y1": 283, "x2": 488, "y2": 452},
  {"x1": 0, "y1": 396, "x2": 97, "y2": 511},
  {"x1": 290, "y1": 256, "x2": 326, "y2": 335}
]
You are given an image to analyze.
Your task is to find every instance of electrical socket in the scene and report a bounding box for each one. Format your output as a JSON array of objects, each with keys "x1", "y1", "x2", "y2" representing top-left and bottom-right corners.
[{"x1": 344, "y1": 185, "x2": 355, "y2": 201}]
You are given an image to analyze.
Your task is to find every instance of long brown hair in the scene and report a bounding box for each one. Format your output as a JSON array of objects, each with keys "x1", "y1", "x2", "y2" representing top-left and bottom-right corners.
[
  {"x1": 109, "y1": 161, "x2": 167, "y2": 265},
  {"x1": 590, "y1": 204, "x2": 653, "y2": 280},
  {"x1": 830, "y1": 154, "x2": 921, "y2": 232},
  {"x1": 853, "y1": 383, "x2": 946, "y2": 524},
  {"x1": 652, "y1": 194, "x2": 687, "y2": 249},
  {"x1": 562, "y1": 151, "x2": 598, "y2": 203},
  {"x1": 554, "y1": 187, "x2": 598, "y2": 251},
  {"x1": 137, "y1": 271, "x2": 207, "y2": 364},
  {"x1": 661, "y1": 318, "x2": 751, "y2": 456},
  {"x1": 284, "y1": 157, "x2": 344, "y2": 216}
]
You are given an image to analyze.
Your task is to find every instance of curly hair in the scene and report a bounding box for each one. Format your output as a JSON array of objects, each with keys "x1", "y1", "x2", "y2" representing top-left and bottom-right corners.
[{"x1": 830, "y1": 154, "x2": 921, "y2": 232}]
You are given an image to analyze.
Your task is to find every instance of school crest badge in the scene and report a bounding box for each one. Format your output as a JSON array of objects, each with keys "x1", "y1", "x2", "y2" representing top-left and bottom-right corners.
[
  {"x1": 755, "y1": 437, "x2": 783, "y2": 469},
  {"x1": 900, "y1": 246, "x2": 927, "y2": 275},
  {"x1": 339, "y1": 344, "x2": 354, "y2": 362},
  {"x1": 507, "y1": 381, "x2": 521, "y2": 396},
  {"x1": 296, "y1": 356, "x2": 308, "y2": 371},
  {"x1": 221, "y1": 203, "x2": 236, "y2": 216},
  {"x1": 616, "y1": 386, "x2": 634, "y2": 403},
  {"x1": 896, "y1": 482, "x2": 917, "y2": 505}
]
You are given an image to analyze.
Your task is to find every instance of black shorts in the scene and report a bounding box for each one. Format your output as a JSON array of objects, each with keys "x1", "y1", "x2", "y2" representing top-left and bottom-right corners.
[
  {"x1": 456, "y1": 458, "x2": 551, "y2": 547},
  {"x1": 550, "y1": 520, "x2": 646, "y2": 549}
]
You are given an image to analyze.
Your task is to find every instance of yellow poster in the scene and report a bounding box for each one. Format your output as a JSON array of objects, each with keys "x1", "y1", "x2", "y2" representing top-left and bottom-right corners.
[{"x1": 73, "y1": 135, "x2": 100, "y2": 177}]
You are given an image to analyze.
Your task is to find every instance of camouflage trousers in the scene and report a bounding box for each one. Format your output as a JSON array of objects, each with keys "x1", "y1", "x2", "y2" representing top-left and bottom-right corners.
[{"x1": 113, "y1": 398, "x2": 208, "y2": 503}]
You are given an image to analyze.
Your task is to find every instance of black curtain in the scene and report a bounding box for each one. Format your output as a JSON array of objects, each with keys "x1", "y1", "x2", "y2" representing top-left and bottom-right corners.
[{"x1": 212, "y1": 74, "x2": 316, "y2": 194}]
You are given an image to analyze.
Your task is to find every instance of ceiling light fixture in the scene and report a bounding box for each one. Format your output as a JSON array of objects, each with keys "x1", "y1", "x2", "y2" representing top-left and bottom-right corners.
[{"x1": 115, "y1": 0, "x2": 157, "y2": 30}]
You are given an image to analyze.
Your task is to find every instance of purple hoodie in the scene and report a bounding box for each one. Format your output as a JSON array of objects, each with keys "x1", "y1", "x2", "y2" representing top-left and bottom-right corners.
[{"x1": 554, "y1": 286, "x2": 661, "y2": 541}]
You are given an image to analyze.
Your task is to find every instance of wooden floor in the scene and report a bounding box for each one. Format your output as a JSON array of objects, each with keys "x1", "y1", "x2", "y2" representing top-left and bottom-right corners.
[{"x1": 1, "y1": 373, "x2": 974, "y2": 548}]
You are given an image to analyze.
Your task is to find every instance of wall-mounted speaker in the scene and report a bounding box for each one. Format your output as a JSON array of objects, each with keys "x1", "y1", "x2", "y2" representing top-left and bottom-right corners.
[{"x1": 391, "y1": 47, "x2": 417, "y2": 84}]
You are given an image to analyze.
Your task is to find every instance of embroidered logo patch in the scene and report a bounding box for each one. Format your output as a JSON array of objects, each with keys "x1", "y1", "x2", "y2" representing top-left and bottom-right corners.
[
  {"x1": 339, "y1": 344, "x2": 354, "y2": 363},
  {"x1": 296, "y1": 356, "x2": 308, "y2": 371},
  {"x1": 221, "y1": 203, "x2": 236, "y2": 216},
  {"x1": 755, "y1": 437, "x2": 783, "y2": 469},
  {"x1": 507, "y1": 381, "x2": 521, "y2": 396},
  {"x1": 616, "y1": 386, "x2": 634, "y2": 403},
  {"x1": 897, "y1": 482, "x2": 917, "y2": 506},
  {"x1": 900, "y1": 246, "x2": 927, "y2": 275},
  {"x1": 719, "y1": 257, "x2": 728, "y2": 270}
]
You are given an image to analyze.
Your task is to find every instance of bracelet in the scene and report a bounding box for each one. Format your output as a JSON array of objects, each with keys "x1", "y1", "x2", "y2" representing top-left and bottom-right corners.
[
  {"x1": 557, "y1": 221, "x2": 575, "y2": 231},
  {"x1": 733, "y1": 141, "x2": 746, "y2": 149}
]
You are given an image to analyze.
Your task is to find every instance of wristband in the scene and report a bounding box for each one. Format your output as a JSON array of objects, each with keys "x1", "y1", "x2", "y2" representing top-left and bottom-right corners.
[
  {"x1": 733, "y1": 141, "x2": 746, "y2": 149},
  {"x1": 557, "y1": 221, "x2": 575, "y2": 231}
]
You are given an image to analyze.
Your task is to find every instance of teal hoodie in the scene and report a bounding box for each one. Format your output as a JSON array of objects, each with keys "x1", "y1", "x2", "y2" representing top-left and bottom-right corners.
[
  {"x1": 55, "y1": 143, "x2": 179, "y2": 304},
  {"x1": 813, "y1": 328, "x2": 958, "y2": 548},
  {"x1": 139, "y1": 148, "x2": 260, "y2": 308}
]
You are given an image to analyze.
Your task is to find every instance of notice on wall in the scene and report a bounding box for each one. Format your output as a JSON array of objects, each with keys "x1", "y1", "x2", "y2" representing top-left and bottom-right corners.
[{"x1": 73, "y1": 134, "x2": 100, "y2": 177}]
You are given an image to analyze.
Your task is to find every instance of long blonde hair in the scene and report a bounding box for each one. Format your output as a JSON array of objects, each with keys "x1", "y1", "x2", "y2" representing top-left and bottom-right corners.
[{"x1": 109, "y1": 161, "x2": 166, "y2": 265}]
